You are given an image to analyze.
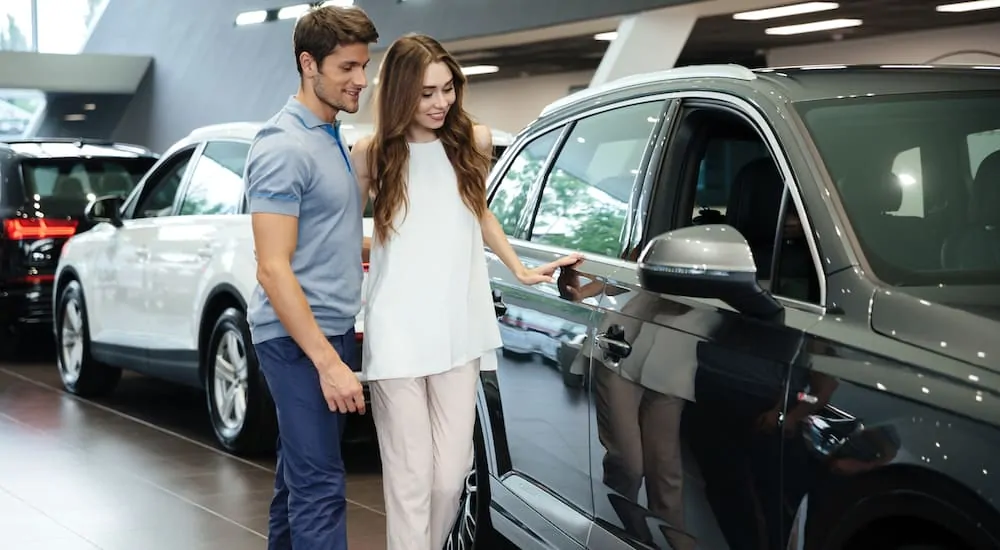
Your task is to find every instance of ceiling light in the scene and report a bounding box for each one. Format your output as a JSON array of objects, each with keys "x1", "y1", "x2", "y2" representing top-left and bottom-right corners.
[
  {"x1": 320, "y1": 0, "x2": 355, "y2": 6},
  {"x1": 936, "y1": 0, "x2": 1000, "y2": 12},
  {"x1": 594, "y1": 31, "x2": 618, "y2": 41},
  {"x1": 278, "y1": 4, "x2": 311, "y2": 19},
  {"x1": 64, "y1": 114, "x2": 86, "y2": 122},
  {"x1": 766, "y1": 18, "x2": 862, "y2": 35},
  {"x1": 83, "y1": 103, "x2": 96, "y2": 111},
  {"x1": 235, "y1": 10, "x2": 267, "y2": 25},
  {"x1": 462, "y1": 65, "x2": 499, "y2": 76},
  {"x1": 734, "y1": 2, "x2": 839, "y2": 20}
]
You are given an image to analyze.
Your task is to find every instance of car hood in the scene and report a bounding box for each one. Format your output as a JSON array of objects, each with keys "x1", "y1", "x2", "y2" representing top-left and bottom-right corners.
[{"x1": 871, "y1": 285, "x2": 1000, "y2": 370}]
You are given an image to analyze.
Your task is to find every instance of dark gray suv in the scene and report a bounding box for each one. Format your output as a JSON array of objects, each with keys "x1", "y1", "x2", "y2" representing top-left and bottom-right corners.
[{"x1": 453, "y1": 65, "x2": 1000, "y2": 550}]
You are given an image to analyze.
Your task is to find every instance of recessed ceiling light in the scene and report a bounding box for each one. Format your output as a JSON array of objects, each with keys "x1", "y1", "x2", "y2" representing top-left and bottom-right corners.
[
  {"x1": 594, "y1": 31, "x2": 618, "y2": 41},
  {"x1": 462, "y1": 65, "x2": 499, "y2": 76},
  {"x1": 320, "y1": 0, "x2": 355, "y2": 6},
  {"x1": 734, "y1": 2, "x2": 839, "y2": 20},
  {"x1": 766, "y1": 18, "x2": 862, "y2": 35},
  {"x1": 936, "y1": 0, "x2": 1000, "y2": 12},
  {"x1": 83, "y1": 103, "x2": 96, "y2": 111},
  {"x1": 235, "y1": 10, "x2": 267, "y2": 25},
  {"x1": 278, "y1": 4, "x2": 311, "y2": 19},
  {"x1": 64, "y1": 114, "x2": 86, "y2": 122}
]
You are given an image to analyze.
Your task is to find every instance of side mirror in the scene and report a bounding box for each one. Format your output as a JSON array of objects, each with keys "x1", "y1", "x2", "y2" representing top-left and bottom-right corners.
[
  {"x1": 85, "y1": 195, "x2": 124, "y2": 228},
  {"x1": 636, "y1": 224, "x2": 783, "y2": 320}
]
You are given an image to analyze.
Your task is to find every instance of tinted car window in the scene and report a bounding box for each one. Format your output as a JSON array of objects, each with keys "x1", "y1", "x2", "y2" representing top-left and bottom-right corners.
[
  {"x1": 798, "y1": 92, "x2": 1000, "y2": 285},
  {"x1": 489, "y1": 128, "x2": 561, "y2": 237},
  {"x1": 133, "y1": 149, "x2": 196, "y2": 219},
  {"x1": 20, "y1": 157, "x2": 156, "y2": 205},
  {"x1": 530, "y1": 101, "x2": 663, "y2": 258},
  {"x1": 179, "y1": 141, "x2": 250, "y2": 216}
]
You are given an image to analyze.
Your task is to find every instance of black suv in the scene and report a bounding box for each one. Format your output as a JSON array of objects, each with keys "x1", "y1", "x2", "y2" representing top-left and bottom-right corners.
[
  {"x1": 0, "y1": 138, "x2": 158, "y2": 347},
  {"x1": 448, "y1": 65, "x2": 1000, "y2": 550}
]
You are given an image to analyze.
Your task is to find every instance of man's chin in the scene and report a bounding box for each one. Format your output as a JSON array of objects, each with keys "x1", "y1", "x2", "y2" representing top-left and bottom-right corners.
[{"x1": 338, "y1": 98, "x2": 360, "y2": 114}]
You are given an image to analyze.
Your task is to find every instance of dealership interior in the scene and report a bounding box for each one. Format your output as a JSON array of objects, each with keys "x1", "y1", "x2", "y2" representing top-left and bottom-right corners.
[{"x1": 4, "y1": 0, "x2": 1000, "y2": 548}]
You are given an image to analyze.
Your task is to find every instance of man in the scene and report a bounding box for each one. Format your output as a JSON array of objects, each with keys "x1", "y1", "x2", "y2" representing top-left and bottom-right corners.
[{"x1": 243, "y1": 6, "x2": 378, "y2": 549}]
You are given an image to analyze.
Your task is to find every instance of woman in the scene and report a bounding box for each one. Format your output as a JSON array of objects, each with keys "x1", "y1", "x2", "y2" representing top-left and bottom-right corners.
[{"x1": 350, "y1": 33, "x2": 581, "y2": 549}]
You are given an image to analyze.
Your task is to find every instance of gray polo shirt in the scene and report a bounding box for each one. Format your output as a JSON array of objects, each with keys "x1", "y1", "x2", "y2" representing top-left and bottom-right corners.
[{"x1": 244, "y1": 96, "x2": 363, "y2": 345}]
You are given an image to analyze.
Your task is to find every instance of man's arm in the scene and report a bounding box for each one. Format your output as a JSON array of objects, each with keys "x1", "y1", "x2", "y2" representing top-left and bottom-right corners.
[
  {"x1": 247, "y1": 136, "x2": 362, "y2": 413},
  {"x1": 350, "y1": 134, "x2": 374, "y2": 261}
]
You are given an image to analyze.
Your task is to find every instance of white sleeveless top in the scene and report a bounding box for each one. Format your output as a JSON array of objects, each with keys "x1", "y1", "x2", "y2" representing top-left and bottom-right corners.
[{"x1": 361, "y1": 139, "x2": 501, "y2": 381}]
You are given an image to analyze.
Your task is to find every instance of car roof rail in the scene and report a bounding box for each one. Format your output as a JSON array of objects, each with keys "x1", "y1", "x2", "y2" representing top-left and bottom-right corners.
[{"x1": 540, "y1": 63, "x2": 757, "y2": 117}]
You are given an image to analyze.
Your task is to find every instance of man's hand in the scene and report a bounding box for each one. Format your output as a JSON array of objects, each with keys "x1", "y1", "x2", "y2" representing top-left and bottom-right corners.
[{"x1": 316, "y1": 355, "x2": 366, "y2": 414}]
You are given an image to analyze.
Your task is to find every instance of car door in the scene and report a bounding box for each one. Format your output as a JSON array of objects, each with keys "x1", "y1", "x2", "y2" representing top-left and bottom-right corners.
[
  {"x1": 155, "y1": 139, "x2": 251, "y2": 352},
  {"x1": 93, "y1": 147, "x2": 196, "y2": 350},
  {"x1": 483, "y1": 98, "x2": 669, "y2": 546},
  {"x1": 582, "y1": 95, "x2": 827, "y2": 550}
]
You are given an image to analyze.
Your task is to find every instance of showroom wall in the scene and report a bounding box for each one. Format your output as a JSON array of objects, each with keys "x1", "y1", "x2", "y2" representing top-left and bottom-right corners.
[{"x1": 83, "y1": 0, "x2": 698, "y2": 152}]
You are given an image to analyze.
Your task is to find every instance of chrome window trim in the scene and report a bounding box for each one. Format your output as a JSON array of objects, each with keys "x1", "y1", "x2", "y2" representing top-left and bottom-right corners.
[{"x1": 496, "y1": 89, "x2": 827, "y2": 309}]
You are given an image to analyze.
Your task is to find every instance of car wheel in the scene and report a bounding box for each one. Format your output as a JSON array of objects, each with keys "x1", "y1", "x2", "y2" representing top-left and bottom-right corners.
[
  {"x1": 204, "y1": 307, "x2": 276, "y2": 456},
  {"x1": 56, "y1": 280, "x2": 121, "y2": 396},
  {"x1": 446, "y1": 413, "x2": 495, "y2": 550}
]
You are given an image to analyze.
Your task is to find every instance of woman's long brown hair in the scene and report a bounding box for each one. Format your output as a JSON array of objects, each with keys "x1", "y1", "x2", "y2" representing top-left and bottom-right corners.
[{"x1": 366, "y1": 33, "x2": 491, "y2": 244}]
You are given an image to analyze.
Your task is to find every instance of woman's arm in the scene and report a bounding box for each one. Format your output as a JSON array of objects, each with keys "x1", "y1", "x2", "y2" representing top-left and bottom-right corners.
[
  {"x1": 473, "y1": 125, "x2": 583, "y2": 284},
  {"x1": 350, "y1": 135, "x2": 375, "y2": 261}
]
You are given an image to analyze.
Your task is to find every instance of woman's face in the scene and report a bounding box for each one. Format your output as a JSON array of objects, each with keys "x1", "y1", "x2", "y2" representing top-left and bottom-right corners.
[{"x1": 413, "y1": 61, "x2": 456, "y2": 132}]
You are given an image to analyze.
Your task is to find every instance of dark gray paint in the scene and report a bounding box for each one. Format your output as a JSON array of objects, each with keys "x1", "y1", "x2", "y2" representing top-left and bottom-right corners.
[{"x1": 75, "y1": 0, "x2": 697, "y2": 152}]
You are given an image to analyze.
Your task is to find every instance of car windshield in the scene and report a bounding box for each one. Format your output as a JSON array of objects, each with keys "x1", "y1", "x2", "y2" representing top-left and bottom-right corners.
[
  {"x1": 20, "y1": 157, "x2": 157, "y2": 205},
  {"x1": 796, "y1": 91, "x2": 1000, "y2": 287}
]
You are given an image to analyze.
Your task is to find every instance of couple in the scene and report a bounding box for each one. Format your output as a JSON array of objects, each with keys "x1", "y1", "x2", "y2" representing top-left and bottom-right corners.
[{"x1": 244, "y1": 5, "x2": 581, "y2": 550}]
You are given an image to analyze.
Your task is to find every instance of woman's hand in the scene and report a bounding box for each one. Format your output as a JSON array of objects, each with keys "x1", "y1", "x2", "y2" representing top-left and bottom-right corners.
[{"x1": 516, "y1": 253, "x2": 584, "y2": 285}]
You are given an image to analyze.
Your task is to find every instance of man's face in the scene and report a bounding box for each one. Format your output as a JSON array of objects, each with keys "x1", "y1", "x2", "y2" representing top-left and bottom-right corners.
[{"x1": 309, "y1": 42, "x2": 370, "y2": 114}]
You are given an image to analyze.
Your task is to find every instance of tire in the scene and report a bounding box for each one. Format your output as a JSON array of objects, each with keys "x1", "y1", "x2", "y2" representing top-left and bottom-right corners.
[
  {"x1": 55, "y1": 280, "x2": 121, "y2": 397},
  {"x1": 446, "y1": 412, "x2": 497, "y2": 550},
  {"x1": 204, "y1": 307, "x2": 276, "y2": 456}
]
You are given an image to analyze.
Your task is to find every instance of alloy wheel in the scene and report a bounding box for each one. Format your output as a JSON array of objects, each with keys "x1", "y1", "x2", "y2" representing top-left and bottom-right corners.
[
  {"x1": 446, "y1": 465, "x2": 478, "y2": 550},
  {"x1": 60, "y1": 299, "x2": 84, "y2": 385},
  {"x1": 212, "y1": 329, "x2": 248, "y2": 432}
]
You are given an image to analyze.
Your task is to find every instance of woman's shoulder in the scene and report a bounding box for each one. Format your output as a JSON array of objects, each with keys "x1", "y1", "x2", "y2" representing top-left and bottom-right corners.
[
  {"x1": 351, "y1": 134, "x2": 375, "y2": 155},
  {"x1": 472, "y1": 124, "x2": 492, "y2": 154}
]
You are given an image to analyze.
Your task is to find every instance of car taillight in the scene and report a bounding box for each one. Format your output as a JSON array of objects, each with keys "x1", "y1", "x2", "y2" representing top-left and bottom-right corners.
[
  {"x1": 3, "y1": 218, "x2": 78, "y2": 240},
  {"x1": 362, "y1": 262, "x2": 369, "y2": 272}
]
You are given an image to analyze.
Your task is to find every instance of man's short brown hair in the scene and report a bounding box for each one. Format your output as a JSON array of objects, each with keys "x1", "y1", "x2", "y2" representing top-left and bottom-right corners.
[{"x1": 293, "y1": 6, "x2": 378, "y2": 75}]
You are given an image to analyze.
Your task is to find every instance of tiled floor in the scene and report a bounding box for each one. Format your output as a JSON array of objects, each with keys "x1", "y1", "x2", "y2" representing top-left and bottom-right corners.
[{"x1": 0, "y1": 345, "x2": 387, "y2": 549}]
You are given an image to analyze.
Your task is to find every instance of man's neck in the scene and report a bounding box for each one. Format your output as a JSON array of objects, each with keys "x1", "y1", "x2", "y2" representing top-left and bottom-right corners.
[{"x1": 295, "y1": 88, "x2": 339, "y2": 124}]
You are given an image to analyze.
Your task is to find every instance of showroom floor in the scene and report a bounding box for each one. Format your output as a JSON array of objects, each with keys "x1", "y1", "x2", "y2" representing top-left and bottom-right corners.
[{"x1": 0, "y1": 342, "x2": 387, "y2": 549}]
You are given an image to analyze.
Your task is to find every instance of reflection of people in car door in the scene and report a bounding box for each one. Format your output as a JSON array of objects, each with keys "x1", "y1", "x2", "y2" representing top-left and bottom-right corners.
[{"x1": 559, "y1": 271, "x2": 698, "y2": 550}]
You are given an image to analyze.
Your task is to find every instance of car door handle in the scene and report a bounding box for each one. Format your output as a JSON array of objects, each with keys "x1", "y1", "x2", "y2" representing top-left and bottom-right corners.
[
  {"x1": 197, "y1": 245, "x2": 214, "y2": 258},
  {"x1": 595, "y1": 324, "x2": 632, "y2": 359},
  {"x1": 135, "y1": 247, "x2": 150, "y2": 261},
  {"x1": 492, "y1": 289, "x2": 508, "y2": 318}
]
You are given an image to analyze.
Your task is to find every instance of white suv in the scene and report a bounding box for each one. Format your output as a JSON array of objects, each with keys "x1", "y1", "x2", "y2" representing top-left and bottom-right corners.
[{"x1": 52, "y1": 122, "x2": 515, "y2": 456}]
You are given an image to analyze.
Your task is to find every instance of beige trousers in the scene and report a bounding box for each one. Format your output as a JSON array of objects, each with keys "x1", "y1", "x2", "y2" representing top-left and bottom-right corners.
[{"x1": 370, "y1": 359, "x2": 480, "y2": 550}]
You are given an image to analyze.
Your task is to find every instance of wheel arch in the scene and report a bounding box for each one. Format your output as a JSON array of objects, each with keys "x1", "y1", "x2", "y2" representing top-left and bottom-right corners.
[
  {"x1": 803, "y1": 463, "x2": 1000, "y2": 550},
  {"x1": 198, "y1": 283, "x2": 248, "y2": 380},
  {"x1": 53, "y1": 266, "x2": 82, "y2": 324}
]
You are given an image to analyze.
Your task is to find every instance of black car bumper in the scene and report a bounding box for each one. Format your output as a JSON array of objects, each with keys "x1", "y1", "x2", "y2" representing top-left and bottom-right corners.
[{"x1": 0, "y1": 281, "x2": 54, "y2": 329}]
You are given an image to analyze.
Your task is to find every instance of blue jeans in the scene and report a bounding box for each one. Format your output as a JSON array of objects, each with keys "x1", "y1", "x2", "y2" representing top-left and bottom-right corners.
[{"x1": 255, "y1": 330, "x2": 358, "y2": 550}]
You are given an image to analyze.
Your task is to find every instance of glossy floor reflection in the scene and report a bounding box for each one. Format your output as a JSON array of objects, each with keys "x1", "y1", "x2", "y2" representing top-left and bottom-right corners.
[{"x1": 0, "y1": 341, "x2": 386, "y2": 549}]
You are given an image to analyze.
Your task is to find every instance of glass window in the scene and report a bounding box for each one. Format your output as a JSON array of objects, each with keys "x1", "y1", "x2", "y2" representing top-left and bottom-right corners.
[
  {"x1": 134, "y1": 149, "x2": 195, "y2": 219},
  {"x1": 20, "y1": 156, "x2": 155, "y2": 206},
  {"x1": 530, "y1": 101, "x2": 663, "y2": 258},
  {"x1": 892, "y1": 147, "x2": 924, "y2": 218},
  {"x1": 36, "y1": 0, "x2": 106, "y2": 54},
  {"x1": 969, "y1": 128, "x2": 1000, "y2": 177},
  {"x1": 693, "y1": 138, "x2": 770, "y2": 220},
  {"x1": 489, "y1": 128, "x2": 560, "y2": 237},
  {"x1": 179, "y1": 141, "x2": 250, "y2": 216},
  {"x1": 0, "y1": 0, "x2": 33, "y2": 52},
  {"x1": 797, "y1": 92, "x2": 1000, "y2": 285}
]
